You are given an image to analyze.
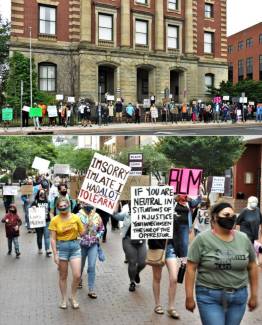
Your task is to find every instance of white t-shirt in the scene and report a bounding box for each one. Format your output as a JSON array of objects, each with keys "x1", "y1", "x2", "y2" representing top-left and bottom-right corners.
[{"x1": 194, "y1": 208, "x2": 211, "y2": 233}]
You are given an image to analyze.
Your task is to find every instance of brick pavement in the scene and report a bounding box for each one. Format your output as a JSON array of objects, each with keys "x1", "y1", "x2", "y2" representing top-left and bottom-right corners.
[{"x1": 0, "y1": 202, "x2": 261, "y2": 325}]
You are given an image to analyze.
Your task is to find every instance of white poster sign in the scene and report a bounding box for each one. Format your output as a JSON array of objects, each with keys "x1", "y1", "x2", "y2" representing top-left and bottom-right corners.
[
  {"x1": 56, "y1": 94, "x2": 64, "y2": 101},
  {"x1": 107, "y1": 95, "x2": 115, "y2": 101},
  {"x1": 29, "y1": 207, "x2": 46, "y2": 228},
  {"x1": 47, "y1": 106, "x2": 58, "y2": 117},
  {"x1": 3, "y1": 186, "x2": 18, "y2": 196},
  {"x1": 54, "y1": 164, "x2": 70, "y2": 175},
  {"x1": 223, "y1": 96, "x2": 230, "y2": 101},
  {"x1": 67, "y1": 97, "x2": 75, "y2": 103},
  {"x1": 78, "y1": 153, "x2": 131, "y2": 214},
  {"x1": 131, "y1": 186, "x2": 174, "y2": 240},
  {"x1": 32, "y1": 157, "x2": 50, "y2": 172},
  {"x1": 211, "y1": 177, "x2": 226, "y2": 193},
  {"x1": 22, "y1": 105, "x2": 30, "y2": 112}
]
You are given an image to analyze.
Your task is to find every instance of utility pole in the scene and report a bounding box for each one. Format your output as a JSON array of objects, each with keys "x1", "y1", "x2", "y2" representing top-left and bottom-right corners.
[
  {"x1": 29, "y1": 27, "x2": 33, "y2": 109},
  {"x1": 20, "y1": 80, "x2": 23, "y2": 130}
]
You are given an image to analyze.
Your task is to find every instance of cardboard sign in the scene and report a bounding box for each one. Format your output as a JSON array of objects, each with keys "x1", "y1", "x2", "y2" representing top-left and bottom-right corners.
[
  {"x1": 120, "y1": 175, "x2": 150, "y2": 200},
  {"x1": 2, "y1": 108, "x2": 13, "y2": 121},
  {"x1": 28, "y1": 207, "x2": 46, "y2": 228},
  {"x1": 3, "y1": 186, "x2": 18, "y2": 196},
  {"x1": 131, "y1": 186, "x2": 174, "y2": 240},
  {"x1": 54, "y1": 164, "x2": 70, "y2": 175},
  {"x1": 211, "y1": 177, "x2": 226, "y2": 193},
  {"x1": 32, "y1": 157, "x2": 50, "y2": 172},
  {"x1": 22, "y1": 105, "x2": 30, "y2": 112},
  {"x1": 20, "y1": 185, "x2": 33, "y2": 195},
  {"x1": 29, "y1": 107, "x2": 42, "y2": 118},
  {"x1": 78, "y1": 153, "x2": 131, "y2": 214},
  {"x1": 56, "y1": 94, "x2": 64, "y2": 101},
  {"x1": 47, "y1": 106, "x2": 58, "y2": 117},
  {"x1": 169, "y1": 168, "x2": 203, "y2": 197},
  {"x1": 70, "y1": 176, "x2": 85, "y2": 200}
]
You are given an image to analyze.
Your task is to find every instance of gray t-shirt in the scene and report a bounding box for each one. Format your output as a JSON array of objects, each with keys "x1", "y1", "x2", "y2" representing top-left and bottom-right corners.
[
  {"x1": 237, "y1": 208, "x2": 262, "y2": 243},
  {"x1": 188, "y1": 229, "x2": 256, "y2": 289}
]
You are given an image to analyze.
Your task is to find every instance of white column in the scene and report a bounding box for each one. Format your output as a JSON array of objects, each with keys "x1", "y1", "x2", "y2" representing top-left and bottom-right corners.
[
  {"x1": 121, "y1": 0, "x2": 131, "y2": 47},
  {"x1": 155, "y1": 0, "x2": 164, "y2": 51},
  {"x1": 185, "y1": 0, "x2": 194, "y2": 54},
  {"x1": 80, "y1": 0, "x2": 92, "y2": 42}
]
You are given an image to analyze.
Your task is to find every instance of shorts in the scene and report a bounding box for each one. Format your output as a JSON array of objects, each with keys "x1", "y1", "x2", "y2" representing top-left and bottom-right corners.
[
  {"x1": 166, "y1": 243, "x2": 177, "y2": 260},
  {"x1": 57, "y1": 239, "x2": 81, "y2": 261},
  {"x1": 116, "y1": 112, "x2": 122, "y2": 118}
]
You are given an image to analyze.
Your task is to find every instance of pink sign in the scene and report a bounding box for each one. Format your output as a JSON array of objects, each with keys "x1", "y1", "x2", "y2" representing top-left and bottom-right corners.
[
  {"x1": 169, "y1": 168, "x2": 203, "y2": 196},
  {"x1": 213, "y1": 97, "x2": 222, "y2": 104}
]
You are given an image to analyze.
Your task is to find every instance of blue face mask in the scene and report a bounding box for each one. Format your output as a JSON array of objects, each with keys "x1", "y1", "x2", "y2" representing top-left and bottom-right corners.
[
  {"x1": 84, "y1": 206, "x2": 93, "y2": 213},
  {"x1": 59, "y1": 206, "x2": 69, "y2": 212}
]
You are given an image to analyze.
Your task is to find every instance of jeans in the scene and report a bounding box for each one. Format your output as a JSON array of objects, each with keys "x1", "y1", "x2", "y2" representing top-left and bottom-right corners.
[
  {"x1": 196, "y1": 286, "x2": 248, "y2": 325},
  {"x1": 173, "y1": 223, "x2": 189, "y2": 257},
  {"x1": 256, "y1": 114, "x2": 262, "y2": 122},
  {"x1": 33, "y1": 117, "x2": 40, "y2": 128},
  {"x1": 23, "y1": 202, "x2": 30, "y2": 229},
  {"x1": 8, "y1": 237, "x2": 19, "y2": 253},
  {"x1": 35, "y1": 222, "x2": 50, "y2": 251},
  {"x1": 122, "y1": 238, "x2": 146, "y2": 282},
  {"x1": 80, "y1": 244, "x2": 98, "y2": 291},
  {"x1": 214, "y1": 112, "x2": 220, "y2": 123}
]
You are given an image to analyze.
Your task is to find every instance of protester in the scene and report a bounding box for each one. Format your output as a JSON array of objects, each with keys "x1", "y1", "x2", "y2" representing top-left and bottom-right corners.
[
  {"x1": 49, "y1": 197, "x2": 85, "y2": 309},
  {"x1": 236, "y1": 196, "x2": 262, "y2": 244},
  {"x1": 50, "y1": 183, "x2": 76, "y2": 218},
  {"x1": 135, "y1": 104, "x2": 141, "y2": 124},
  {"x1": 61, "y1": 104, "x2": 68, "y2": 127},
  {"x1": 102, "y1": 104, "x2": 109, "y2": 125},
  {"x1": 107, "y1": 101, "x2": 114, "y2": 123},
  {"x1": 150, "y1": 104, "x2": 158, "y2": 123},
  {"x1": 185, "y1": 202, "x2": 258, "y2": 325},
  {"x1": 126, "y1": 103, "x2": 134, "y2": 123},
  {"x1": 170, "y1": 103, "x2": 179, "y2": 124},
  {"x1": 113, "y1": 202, "x2": 146, "y2": 292},
  {"x1": 21, "y1": 179, "x2": 34, "y2": 232},
  {"x1": 161, "y1": 104, "x2": 168, "y2": 123},
  {"x1": 32, "y1": 102, "x2": 42, "y2": 130},
  {"x1": 31, "y1": 189, "x2": 52, "y2": 256},
  {"x1": 193, "y1": 199, "x2": 211, "y2": 236},
  {"x1": 96, "y1": 208, "x2": 110, "y2": 243},
  {"x1": 1, "y1": 204, "x2": 22, "y2": 258},
  {"x1": 77, "y1": 205, "x2": 104, "y2": 298}
]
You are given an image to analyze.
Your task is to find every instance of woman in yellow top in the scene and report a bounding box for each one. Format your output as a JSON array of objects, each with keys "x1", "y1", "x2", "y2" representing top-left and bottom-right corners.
[{"x1": 49, "y1": 197, "x2": 86, "y2": 310}]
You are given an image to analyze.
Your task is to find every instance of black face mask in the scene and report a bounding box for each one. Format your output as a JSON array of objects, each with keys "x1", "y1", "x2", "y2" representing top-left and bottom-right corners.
[
  {"x1": 9, "y1": 210, "x2": 16, "y2": 213},
  {"x1": 216, "y1": 215, "x2": 236, "y2": 230},
  {"x1": 60, "y1": 191, "x2": 67, "y2": 196}
]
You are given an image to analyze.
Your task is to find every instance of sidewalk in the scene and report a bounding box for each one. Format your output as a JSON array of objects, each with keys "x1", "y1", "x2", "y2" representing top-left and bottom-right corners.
[{"x1": 0, "y1": 202, "x2": 261, "y2": 325}]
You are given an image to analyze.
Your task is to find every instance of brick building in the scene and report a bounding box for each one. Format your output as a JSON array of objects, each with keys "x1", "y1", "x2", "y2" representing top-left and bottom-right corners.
[
  {"x1": 228, "y1": 22, "x2": 262, "y2": 84},
  {"x1": 10, "y1": 0, "x2": 228, "y2": 104}
]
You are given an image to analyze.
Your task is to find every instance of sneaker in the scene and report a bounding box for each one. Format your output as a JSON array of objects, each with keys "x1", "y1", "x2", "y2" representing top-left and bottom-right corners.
[
  {"x1": 7, "y1": 251, "x2": 11, "y2": 255},
  {"x1": 46, "y1": 251, "x2": 52, "y2": 257},
  {"x1": 38, "y1": 249, "x2": 43, "y2": 254},
  {"x1": 129, "y1": 282, "x2": 136, "y2": 292},
  {"x1": 135, "y1": 273, "x2": 140, "y2": 284},
  {"x1": 16, "y1": 252, "x2": 21, "y2": 258}
]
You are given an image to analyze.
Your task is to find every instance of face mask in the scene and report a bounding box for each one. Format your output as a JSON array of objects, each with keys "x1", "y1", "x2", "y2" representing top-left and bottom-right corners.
[
  {"x1": 59, "y1": 206, "x2": 69, "y2": 212},
  {"x1": 250, "y1": 202, "x2": 258, "y2": 209},
  {"x1": 216, "y1": 215, "x2": 236, "y2": 230},
  {"x1": 84, "y1": 206, "x2": 93, "y2": 213},
  {"x1": 9, "y1": 210, "x2": 16, "y2": 213},
  {"x1": 60, "y1": 191, "x2": 67, "y2": 196}
]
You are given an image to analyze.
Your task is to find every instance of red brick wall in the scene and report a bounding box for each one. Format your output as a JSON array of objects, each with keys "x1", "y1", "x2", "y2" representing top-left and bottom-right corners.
[{"x1": 228, "y1": 22, "x2": 262, "y2": 83}]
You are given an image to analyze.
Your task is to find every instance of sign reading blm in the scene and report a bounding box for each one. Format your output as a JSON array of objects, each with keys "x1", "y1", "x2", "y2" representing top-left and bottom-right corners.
[
  {"x1": 29, "y1": 207, "x2": 46, "y2": 228},
  {"x1": 131, "y1": 186, "x2": 174, "y2": 240},
  {"x1": 78, "y1": 153, "x2": 130, "y2": 214}
]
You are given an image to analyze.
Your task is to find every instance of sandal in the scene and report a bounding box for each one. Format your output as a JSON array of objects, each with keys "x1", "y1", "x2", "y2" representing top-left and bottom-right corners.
[
  {"x1": 154, "y1": 305, "x2": 164, "y2": 315},
  {"x1": 69, "y1": 297, "x2": 80, "y2": 309},
  {"x1": 88, "y1": 292, "x2": 97, "y2": 299},
  {"x1": 59, "y1": 301, "x2": 67, "y2": 309},
  {"x1": 167, "y1": 309, "x2": 180, "y2": 319},
  {"x1": 78, "y1": 279, "x2": 83, "y2": 289}
]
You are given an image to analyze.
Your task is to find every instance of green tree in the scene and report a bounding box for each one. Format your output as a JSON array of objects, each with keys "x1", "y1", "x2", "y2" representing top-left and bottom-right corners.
[
  {"x1": 113, "y1": 145, "x2": 172, "y2": 181},
  {"x1": 157, "y1": 137, "x2": 245, "y2": 186},
  {"x1": 0, "y1": 16, "x2": 10, "y2": 105}
]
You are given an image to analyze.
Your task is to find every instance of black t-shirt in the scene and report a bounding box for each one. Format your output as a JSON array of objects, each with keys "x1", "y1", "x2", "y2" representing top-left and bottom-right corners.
[
  {"x1": 175, "y1": 203, "x2": 190, "y2": 225},
  {"x1": 115, "y1": 103, "x2": 123, "y2": 113},
  {"x1": 237, "y1": 208, "x2": 262, "y2": 242}
]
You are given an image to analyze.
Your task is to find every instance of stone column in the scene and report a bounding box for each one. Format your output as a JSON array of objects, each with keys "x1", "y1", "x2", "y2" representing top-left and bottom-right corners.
[
  {"x1": 80, "y1": 0, "x2": 92, "y2": 42},
  {"x1": 155, "y1": 0, "x2": 164, "y2": 51},
  {"x1": 121, "y1": 0, "x2": 131, "y2": 47},
  {"x1": 185, "y1": 0, "x2": 194, "y2": 54}
]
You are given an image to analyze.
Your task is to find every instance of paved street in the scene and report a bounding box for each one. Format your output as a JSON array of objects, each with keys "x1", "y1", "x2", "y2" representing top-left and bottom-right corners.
[
  {"x1": 0, "y1": 201, "x2": 262, "y2": 325},
  {"x1": 1, "y1": 122, "x2": 262, "y2": 136}
]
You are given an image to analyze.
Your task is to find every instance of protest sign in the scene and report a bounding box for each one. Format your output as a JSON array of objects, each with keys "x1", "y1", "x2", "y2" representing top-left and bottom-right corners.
[
  {"x1": 143, "y1": 99, "x2": 151, "y2": 108},
  {"x1": 22, "y1": 105, "x2": 30, "y2": 112},
  {"x1": 169, "y1": 168, "x2": 203, "y2": 197},
  {"x1": 67, "y1": 97, "x2": 75, "y2": 103},
  {"x1": 128, "y1": 153, "x2": 143, "y2": 176},
  {"x1": 120, "y1": 175, "x2": 150, "y2": 200},
  {"x1": 78, "y1": 153, "x2": 131, "y2": 214},
  {"x1": 56, "y1": 94, "x2": 64, "y2": 101},
  {"x1": 54, "y1": 164, "x2": 70, "y2": 175},
  {"x1": 107, "y1": 95, "x2": 115, "y2": 101},
  {"x1": 211, "y1": 177, "x2": 226, "y2": 193},
  {"x1": 213, "y1": 97, "x2": 222, "y2": 104},
  {"x1": 3, "y1": 186, "x2": 18, "y2": 196},
  {"x1": 29, "y1": 107, "x2": 42, "y2": 118},
  {"x1": 131, "y1": 186, "x2": 174, "y2": 240},
  {"x1": 47, "y1": 106, "x2": 58, "y2": 117},
  {"x1": 32, "y1": 157, "x2": 50, "y2": 172},
  {"x1": 28, "y1": 207, "x2": 46, "y2": 228},
  {"x1": 223, "y1": 96, "x2": 230, "y2": 101},
  {"x1": 70, "y1": 176, "x2": 85, "y2": 199},
  {"x1": 2, "y1": 108, "x2": 13, "y2": 121},
  {"x1": 20, "y1": 185, "x2": 34, "y2": 195}
]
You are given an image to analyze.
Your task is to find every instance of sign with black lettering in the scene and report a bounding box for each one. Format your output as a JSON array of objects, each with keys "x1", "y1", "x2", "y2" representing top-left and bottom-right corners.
[
  {"x1": 29, "y1": 207, "x2": 46, "y2": 228},
  {"x1": 78, "y1": 153, "x2": 130, "y2": 214},
  {"x1": 128, "y1": 153, "x2": 143, "y2": 176},
  {"x1": 131, "y1": 186, "x2": 174, "y2": 240},
  {"x1": 169, "y1": 168, "x2": 203, "y2": 196}
]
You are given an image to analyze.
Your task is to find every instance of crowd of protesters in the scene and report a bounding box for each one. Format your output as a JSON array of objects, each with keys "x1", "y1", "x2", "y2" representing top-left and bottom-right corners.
[{"x1": 1, "y1": 173, "x2": 261, "y2": 323}]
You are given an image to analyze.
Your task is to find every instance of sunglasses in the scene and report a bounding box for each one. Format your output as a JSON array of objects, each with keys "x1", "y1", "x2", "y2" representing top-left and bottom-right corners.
[{"x1": 219, "y1": 213, "x2": 237, "y2": 219}]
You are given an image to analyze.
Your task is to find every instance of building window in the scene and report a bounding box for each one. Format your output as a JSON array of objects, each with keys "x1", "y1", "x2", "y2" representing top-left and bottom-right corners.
[
  {"x1": 246, "y1": 38, "x2": 253, "y2": 48},
  {"x1": 238, "y1": 59, "x2": 244, "y2": 81},
  {"x1": 260, "y1": 55, "x2": 262, "y2": 81},
  {"x1": 228, "y1": 45, "x2": 233, "y2": 54},
  {"x1": 205, "y1": 3, "x2": 213, "y2": 18},
  {"x1": 238, "y1": 41, "x2": 244, "y2": 51},
  {"x1": 98, "y1": 14, "x2": 113, "y2": 41},
  {"x1": 228, "y1": 63, "x2": 233, "y2": 82},
  {"x1": 135, "y1": 0, "x2": 148, "y2": 4},
  {"x1": 39, "y1": 63, "x2": 56, "y2": 92},
  {"x1": 205, "y1": 73, "x2": 214, "y2": 90},
  {"x1": 246, "y1": 57, "x2": 253, "y2": 79},
  {"x1": 204, "y1": 32, "x2": 214, "y2": 54},
  {"x1": 39, "y1": 5, "x2": 56, "y2": 35},
  {"x1": 168, "y1": 0, "x2": 178, "y2": 10},
  {"x1": 259, "y1": 34, "x2": 262, "y2": 44},
  {"x1": 135, "y1": 20, "x2": 148, "y2": 46},
  {"x1": 167, "y1": 25, "x2": 179, "y2": 49}
]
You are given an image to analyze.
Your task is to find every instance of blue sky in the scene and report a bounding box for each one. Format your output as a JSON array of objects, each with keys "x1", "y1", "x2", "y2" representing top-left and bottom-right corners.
[{"x1": 0, "y1": 0, "x2": 262, "y2": 36}]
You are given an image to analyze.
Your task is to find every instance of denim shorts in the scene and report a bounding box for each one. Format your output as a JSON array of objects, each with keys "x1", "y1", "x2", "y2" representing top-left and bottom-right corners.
[
  {"x1": 57, "y1": 239, "x2": 81, "y2": 261},
  {"x1": 166, "y1": 243, "x2": 177, "y2": 260}
]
